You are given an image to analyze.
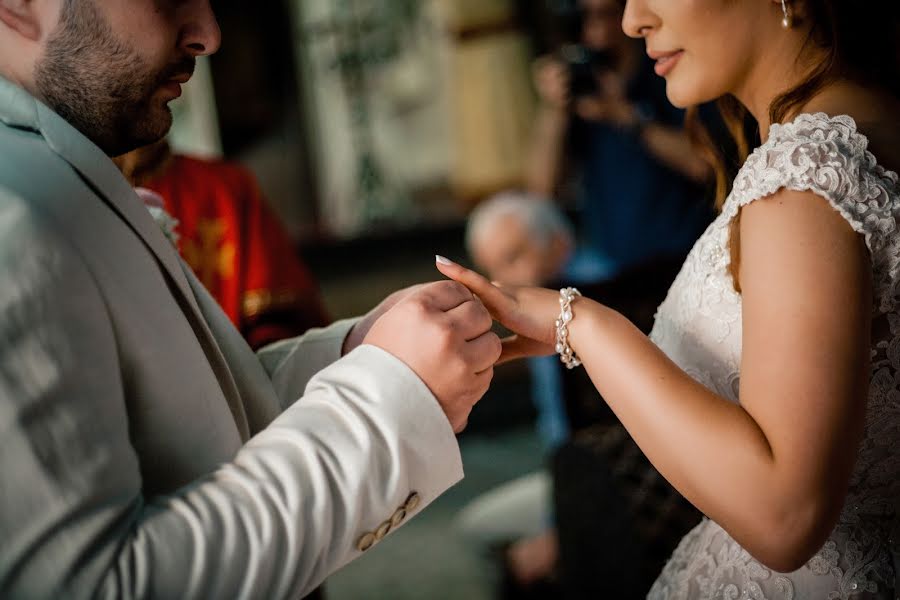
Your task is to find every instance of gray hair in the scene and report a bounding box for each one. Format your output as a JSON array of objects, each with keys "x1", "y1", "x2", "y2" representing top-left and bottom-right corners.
[{"x1": 466, "y1": 191, "x2": 574, "y2": 256}]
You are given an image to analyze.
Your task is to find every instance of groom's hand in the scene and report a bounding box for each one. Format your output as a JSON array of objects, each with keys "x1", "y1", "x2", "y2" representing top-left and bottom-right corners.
[
  {"x1": 342, "y1": 284, "x2": 426, "y2": 356},
  {"x1": 363, "y1": 281, "x2": 502, "y2": 433}
]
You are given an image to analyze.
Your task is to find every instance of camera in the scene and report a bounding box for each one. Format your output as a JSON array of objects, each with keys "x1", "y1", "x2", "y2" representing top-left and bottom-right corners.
[
  {"x1": 546, "y1": 0, "x2": 617, "y2": 99},
  {"x1": 559, "y1": 45, "x2": 616, "y2": 99}
]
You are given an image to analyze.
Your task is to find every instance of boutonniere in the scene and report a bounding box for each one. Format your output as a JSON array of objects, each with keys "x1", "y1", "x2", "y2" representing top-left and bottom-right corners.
[{"x1": 135, "y1": 187, "x2": 180, "y2": 246}]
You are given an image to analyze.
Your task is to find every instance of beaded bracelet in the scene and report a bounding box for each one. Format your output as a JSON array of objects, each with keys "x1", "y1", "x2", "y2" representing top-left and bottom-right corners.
[{"x1": 555, "y1": 287, "x2": 582, "y2": 370}]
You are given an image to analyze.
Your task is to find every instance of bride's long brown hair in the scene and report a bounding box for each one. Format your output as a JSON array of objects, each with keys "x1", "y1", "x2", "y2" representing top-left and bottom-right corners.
[{"x1": 686, "y1": 0, "x2": 900, "y2": 290}]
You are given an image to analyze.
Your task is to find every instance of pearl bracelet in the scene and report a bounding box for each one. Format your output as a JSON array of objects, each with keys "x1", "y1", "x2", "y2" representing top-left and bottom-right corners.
[{"x1": 555, "y1": 287, "x2": 582, "y2": 370}]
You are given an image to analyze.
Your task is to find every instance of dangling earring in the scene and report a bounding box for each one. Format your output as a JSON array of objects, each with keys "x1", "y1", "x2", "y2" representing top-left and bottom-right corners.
[{"x1": 780, "y1": 0, "x2": 794, "y2": 29}]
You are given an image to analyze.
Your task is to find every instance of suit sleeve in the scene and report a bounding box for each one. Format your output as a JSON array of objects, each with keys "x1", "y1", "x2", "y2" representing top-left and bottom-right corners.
[
  {"x1": 256, "y1": 317, "x2": 360, "y2": 408},
  {"x1": 0, "y1": 188, "x2": 464, "y2": 600}
]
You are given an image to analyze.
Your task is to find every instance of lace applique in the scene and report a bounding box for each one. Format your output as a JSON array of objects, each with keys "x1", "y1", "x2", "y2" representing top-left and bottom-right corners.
[
  {"x1": 649, "y1": 113, "x2": 900, "y2": 599},
  {"x1": 649, "y1": 521, "x2": 796, "y2": 600},
  {"x1": 727, "y1": 114, "x2": 900, "y2": 315}
]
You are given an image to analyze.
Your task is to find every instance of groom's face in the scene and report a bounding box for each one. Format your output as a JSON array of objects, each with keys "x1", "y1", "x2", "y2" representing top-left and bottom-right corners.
[{"x1": 33, "y1": 0, "x2": 220, "y2": 157}]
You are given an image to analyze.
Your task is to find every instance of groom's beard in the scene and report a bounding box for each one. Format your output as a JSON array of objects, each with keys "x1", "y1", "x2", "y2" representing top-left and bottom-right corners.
[{"x1": 35, "y1": 0, "x2": 194, "y2": 157}]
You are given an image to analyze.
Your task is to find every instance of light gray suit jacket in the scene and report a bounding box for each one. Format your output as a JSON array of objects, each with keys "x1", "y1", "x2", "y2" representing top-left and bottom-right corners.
[{"x1": 0, "y1": 76, "x2": 463, "y2": 599}]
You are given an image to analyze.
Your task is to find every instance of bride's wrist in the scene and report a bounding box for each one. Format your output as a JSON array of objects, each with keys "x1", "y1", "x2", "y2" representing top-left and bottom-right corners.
[{"x1": 565, "y1": 298, "x2": 611, "y2": 359}]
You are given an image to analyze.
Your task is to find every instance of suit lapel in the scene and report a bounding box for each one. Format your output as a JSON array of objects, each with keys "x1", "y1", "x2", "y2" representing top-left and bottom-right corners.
[
  {"x1": 170, "y1": 260, "x2": 252, "y2": 441},
  {"x1": 0, "y1": 77, "x2": 252, "y2": 441},
  {"x1": 33, "y1": 103, "x2": 202, "y2": 314}
]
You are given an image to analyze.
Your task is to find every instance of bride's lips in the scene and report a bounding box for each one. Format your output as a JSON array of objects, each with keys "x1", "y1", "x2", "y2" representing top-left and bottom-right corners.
[{"x1": 649, "y1": 49, "x2": 684, "y2": 77}]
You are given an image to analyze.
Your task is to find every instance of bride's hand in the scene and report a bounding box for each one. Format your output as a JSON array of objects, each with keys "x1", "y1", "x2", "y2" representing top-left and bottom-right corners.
[{"x1": 435, "y1": 256, "x2": 560, "y2": 364}]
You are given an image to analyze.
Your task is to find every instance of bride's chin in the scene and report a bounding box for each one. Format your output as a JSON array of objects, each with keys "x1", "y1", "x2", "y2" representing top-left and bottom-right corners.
[
  {"x1": 663, "y1": 76, "x2": 718, "y2": 110},
  {"x1": 664, "y1": 83, "x2": 700, "y2": 110}
]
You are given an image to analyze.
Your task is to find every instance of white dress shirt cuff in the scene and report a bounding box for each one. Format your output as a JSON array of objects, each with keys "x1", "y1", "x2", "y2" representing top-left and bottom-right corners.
[{"x1": 304, "y1": 342, "x2": 465, "y2": 503}]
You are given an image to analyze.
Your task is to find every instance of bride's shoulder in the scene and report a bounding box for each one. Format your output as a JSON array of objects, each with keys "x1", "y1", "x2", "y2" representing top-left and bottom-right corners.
[
  {"x1": 761, "y1": 89, "x2": 900, "y2": 179},
  {"x1": 726, "y1": 106, "x2": 900, "y2": 313},
  {"x1": 732, "y1": 110, "x2": 899, "y2": 207},
  {"x1": 764, "y1": 112, "x2": 870, "y2": 164}
]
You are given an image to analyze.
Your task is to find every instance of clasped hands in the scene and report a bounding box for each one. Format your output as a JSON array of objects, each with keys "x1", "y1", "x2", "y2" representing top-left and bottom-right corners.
[{"x1": 344, "y1": 257, "x2": 570, "y2": 434}]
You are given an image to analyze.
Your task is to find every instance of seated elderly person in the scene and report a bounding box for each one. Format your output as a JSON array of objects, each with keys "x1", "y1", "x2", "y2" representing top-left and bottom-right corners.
[
  {"x1": 465, "y1": 191, "x2": 604, "y2": 450},
  {"x1": 459, "y1": 191, "x2": 595, "y2": 593},
  {"x1": 461, "y1": 192, "x2": 701, "y2": 597},
  {"x1": 466, "y1": 191, "x2": 608, "y2": 290}
]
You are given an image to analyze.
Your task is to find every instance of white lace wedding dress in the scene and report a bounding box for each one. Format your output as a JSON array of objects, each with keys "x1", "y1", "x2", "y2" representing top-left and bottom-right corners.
[{"x1": 647, "y1": 113, "x2": 900, "y2": 599}]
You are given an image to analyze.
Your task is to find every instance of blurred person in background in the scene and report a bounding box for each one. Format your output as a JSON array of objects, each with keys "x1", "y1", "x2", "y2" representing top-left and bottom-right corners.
[
  {"x1": 466, "y1": 191, "x2": 593, "y2": 451},
  {"x1": 0, "y1": 1, "x2": 503, "y2": 597},
  {"x1": 467, "y1": 191, "x2": 578, "y2": 292},
  {"x1": 527, "y1": 0, "x2": 712, "y2": 280},
  {"x1": 462, "y1": 192, "x2": 702, "y2": 598},
  {"x1": 115, "y1": 140, "x2": 331, "y2": 350},
  {"x1": 461, "y1": 192, "x2": 577, "y2": 597},
  {"x1": 514, "y1": 4, "x2": 721, "y2": 593}
]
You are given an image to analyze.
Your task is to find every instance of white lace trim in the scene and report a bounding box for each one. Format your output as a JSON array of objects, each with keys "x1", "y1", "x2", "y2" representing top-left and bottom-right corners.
[{"x1": 726, "y1": 113, "x2": 900, "y2": 314}]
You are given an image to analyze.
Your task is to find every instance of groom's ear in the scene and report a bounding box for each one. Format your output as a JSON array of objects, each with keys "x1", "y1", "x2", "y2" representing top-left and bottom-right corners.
[{"x1": 0, "y1": 0, "x2": 43, "y2": 42}]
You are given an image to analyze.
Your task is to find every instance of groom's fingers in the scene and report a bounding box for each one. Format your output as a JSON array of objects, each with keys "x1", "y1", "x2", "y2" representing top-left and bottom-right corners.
[
  {"x1": 435, "y1": 256, "x2": 511, "y2": 315},
  {"x1": 445, "y1": 298, "x2": 493, "y2": 341},
  {"x1": 418, "y1": 280, "x2": 475, "y2": 312},
  {"x1": 464, "y1": 331, "x2": 504, "y2": 372}
]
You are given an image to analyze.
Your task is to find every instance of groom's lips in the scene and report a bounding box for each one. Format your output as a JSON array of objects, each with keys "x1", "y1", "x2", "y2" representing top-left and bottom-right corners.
[
  {"x1": 158, "y1": 81, "x2": 184, "y2": 99},
  {"x1": 158, "y1": 73, "x2": 192, "y2": 99},
  {"x1": 157, "y1": 58, "x2": 196, "y2": 99}
]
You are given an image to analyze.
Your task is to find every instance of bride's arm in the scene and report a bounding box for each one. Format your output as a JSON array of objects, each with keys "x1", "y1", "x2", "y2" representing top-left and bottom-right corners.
[{"x1": 437, "y1": 188, "x2": 871, "y2": 572}]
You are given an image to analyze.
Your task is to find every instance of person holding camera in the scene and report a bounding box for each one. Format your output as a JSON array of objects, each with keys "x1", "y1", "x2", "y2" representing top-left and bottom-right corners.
[
  {"x1": 527, "y1": 0, "x2": 712, "y2": 280},
  {"x1": 492, "y1": 0, "x2": 719, "y2": 595}
]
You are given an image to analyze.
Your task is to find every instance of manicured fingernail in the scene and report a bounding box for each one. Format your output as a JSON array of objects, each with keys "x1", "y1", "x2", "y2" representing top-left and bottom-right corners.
[{"x1": 435, "y1": 255, "x2": 455, "y2": 266}]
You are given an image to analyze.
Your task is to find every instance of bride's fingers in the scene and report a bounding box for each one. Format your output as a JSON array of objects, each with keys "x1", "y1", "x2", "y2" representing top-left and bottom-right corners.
[
  {"x1": 498, "y1": 335, "x2": 555, "y2": 365},
  {"x1": 435, "y1": 256, "x2": 514, "y2": 316}
]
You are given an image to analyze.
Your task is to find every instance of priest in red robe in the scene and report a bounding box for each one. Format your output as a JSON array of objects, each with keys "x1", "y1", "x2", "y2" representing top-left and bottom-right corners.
[{"x1": 116, "y1": 140, "x2": 330, "y2": 350}]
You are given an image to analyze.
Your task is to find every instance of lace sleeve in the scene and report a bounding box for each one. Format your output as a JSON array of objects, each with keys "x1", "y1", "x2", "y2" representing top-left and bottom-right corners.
[{"x1": 724, "y1": 113, "x2": 900, "y2": 314}]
